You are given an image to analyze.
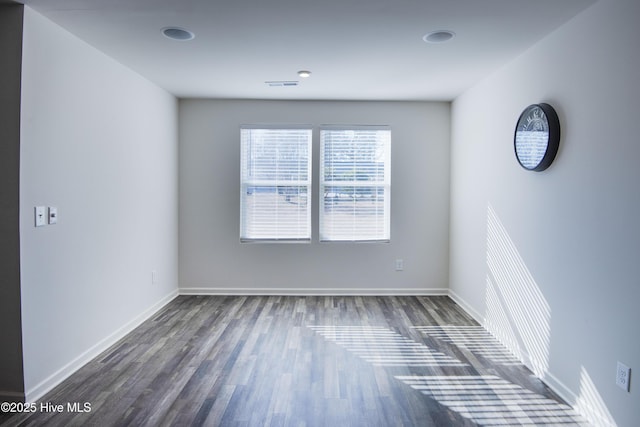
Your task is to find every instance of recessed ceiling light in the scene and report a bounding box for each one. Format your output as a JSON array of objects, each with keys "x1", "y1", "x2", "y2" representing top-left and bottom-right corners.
[
  {"x1": 162, "y1": 27, "x2": 195, "y2": 41},
  {"x1": 297, "y1": 70, "x2": 312, "y2": 78},
  {"x1": 423, "y1": 30, "x2": 455, "y2": 43}
]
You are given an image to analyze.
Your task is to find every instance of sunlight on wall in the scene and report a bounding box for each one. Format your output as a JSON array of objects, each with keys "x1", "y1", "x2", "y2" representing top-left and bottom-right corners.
[
  {"x1": 485, "y1": 276, "x2": 525, "y2": 362},
  {"x1": 485, "y1": 204, "x2": 551, "y2": 378},
  {"x1": 576, "y1": 366, "x2": 617, "y2": 427},
  {"x1": 483, "y1": 205, "x2": 618, "y2": 425}
]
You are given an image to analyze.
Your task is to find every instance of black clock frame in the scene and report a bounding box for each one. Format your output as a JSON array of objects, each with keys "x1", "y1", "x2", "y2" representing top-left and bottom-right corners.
[{"x1": 514, "y1": 103, "x2": 561, "y2": 172}]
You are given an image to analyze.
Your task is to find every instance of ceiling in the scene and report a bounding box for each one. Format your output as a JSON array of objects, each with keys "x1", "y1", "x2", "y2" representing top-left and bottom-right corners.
[{"x1": 19, "y1": 0, "x2": 596, "y2": 101}]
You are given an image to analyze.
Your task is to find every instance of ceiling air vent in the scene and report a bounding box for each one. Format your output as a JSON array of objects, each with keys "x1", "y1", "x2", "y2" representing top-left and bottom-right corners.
[{"x1": 266, "y1": 81, "x2": 299, "y2": 87}]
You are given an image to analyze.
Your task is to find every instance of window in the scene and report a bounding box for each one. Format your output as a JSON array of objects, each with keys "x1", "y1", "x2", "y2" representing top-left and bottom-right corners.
[
  {"x1": 320, "y1": 127, "x2": 391, "y2": 242},
  {"x1": 240, "y1": 127, "x2": 312, "y2": 241}
]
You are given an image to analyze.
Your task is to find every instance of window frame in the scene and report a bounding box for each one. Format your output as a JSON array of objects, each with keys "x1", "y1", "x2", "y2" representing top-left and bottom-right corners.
[
  {"x1": 319, "y1": 125, "x2": 391, "y2": 243},
  {"x1": 240, "y1": 125, "x2": 313, "y2": 243}
]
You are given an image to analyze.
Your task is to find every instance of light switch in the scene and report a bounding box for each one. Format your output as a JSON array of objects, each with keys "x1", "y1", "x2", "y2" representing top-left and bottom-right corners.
[
  {"x1": 35, "y1": 206, "x2": 46, "y2": 227},
  {"x1": 48, "y1": 207, "x2": 58, "y2": 225}
]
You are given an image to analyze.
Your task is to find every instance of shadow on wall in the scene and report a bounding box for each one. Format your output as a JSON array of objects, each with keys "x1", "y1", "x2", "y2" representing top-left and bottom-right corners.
[{"x1": 484, "y1": 204, "x2": 616, "y2": 426}]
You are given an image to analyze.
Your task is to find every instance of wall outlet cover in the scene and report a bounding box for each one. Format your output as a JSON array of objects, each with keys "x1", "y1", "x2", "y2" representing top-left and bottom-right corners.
[{"x1": 616, "y1": 361, "x2": 631, "y2": 392}]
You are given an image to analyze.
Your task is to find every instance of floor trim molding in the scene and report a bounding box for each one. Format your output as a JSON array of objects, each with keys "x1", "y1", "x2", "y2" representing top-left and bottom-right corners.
[
  {"x1": 179, "y1": 287, "x2": 450, "y2": 296},
  {"x1": 447, "y1": 289, "x2": 484, "y2": 324},
  {"x1": 25, "y1": 289, "x2": 179, "y2": 403}
]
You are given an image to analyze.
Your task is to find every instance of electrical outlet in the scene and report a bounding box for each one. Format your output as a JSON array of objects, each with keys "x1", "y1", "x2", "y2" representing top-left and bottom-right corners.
[
  {"x1": 395, "y1": 259, "x2": 404, "y2": 271},
  {"x1": 616, "y1": 361, "x2": 631, "y2": 392}
]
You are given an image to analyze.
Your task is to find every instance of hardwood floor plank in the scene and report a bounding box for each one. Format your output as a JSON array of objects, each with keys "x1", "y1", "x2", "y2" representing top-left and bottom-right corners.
[{"x1": 0, "y1": 296, "x2": 589, "y2": 427}]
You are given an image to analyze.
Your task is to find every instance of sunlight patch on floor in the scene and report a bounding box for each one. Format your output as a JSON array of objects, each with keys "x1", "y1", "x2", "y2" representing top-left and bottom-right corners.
[
  {"x1": 413, "y1": 325, "x2": 522, "y2": 366},
  {"x1": 308, "y1": 326, "x2": 467, "y2": 367},
  {"x1": 396, "y1": 375, "x2": 589, "y2": 426}
]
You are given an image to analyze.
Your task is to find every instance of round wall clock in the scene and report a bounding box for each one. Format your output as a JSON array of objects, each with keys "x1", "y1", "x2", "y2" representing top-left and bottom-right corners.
[{"x1": 514, "y1": 103, "x2": 560, "y2": 171}]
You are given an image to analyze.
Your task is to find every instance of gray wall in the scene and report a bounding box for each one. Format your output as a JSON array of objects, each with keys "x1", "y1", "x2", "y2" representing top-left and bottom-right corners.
[
  {"x1": 0, "y1": 3, "x2": 24, "y2": 402},
  {"x1": 179, "y1": 100, "x2": 451, "y2": 294},
  {"x1": 19, "y1": 8, "x2": 179, "y2": 400},
  {"x1": 449, "y1": 0, "x2": 639, "y2": 425}
]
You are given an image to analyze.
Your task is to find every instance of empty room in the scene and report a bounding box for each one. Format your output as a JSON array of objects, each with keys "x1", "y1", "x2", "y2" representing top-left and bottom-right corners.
[{"x1": 1, "y1": 0, "x2": 638, "y2": 425}]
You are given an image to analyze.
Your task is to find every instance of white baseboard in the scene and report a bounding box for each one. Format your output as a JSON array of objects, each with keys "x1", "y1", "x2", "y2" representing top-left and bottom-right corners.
[
  {"x1": 25, "y1": 289, "x2": 179, "y2": 403},
  {"x1": 447, "y1": 289, "x2": 484, "y2": 324},
  {"x1": 179, "y1": 287, "x2": 450, "y2": 296},
  {"x1": 542, "y1": 370, "x2": 579, "y2": 408}
]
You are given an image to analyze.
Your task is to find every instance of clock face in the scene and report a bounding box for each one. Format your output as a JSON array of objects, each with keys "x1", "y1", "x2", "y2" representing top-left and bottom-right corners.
[{"x1": 514, "y1": 103, "x2": 560, "y2": 171}]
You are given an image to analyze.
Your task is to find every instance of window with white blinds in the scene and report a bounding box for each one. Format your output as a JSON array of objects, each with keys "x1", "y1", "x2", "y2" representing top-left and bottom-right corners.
[
  {"x1": 240, "y1": 127, "x2": 312, "y2": 242},
  {"x1": 320, "y1": 127, "x2": 391, "y2": 242}
]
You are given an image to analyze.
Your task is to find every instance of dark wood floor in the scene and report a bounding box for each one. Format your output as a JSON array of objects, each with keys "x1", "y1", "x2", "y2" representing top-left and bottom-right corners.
[{"x1": 1, "y1": 296, "x2": 587, "y2": 426}]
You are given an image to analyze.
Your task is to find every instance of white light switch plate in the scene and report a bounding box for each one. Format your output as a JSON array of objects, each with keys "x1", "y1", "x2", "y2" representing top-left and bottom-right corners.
[
  {"x1": 35, "y1": 206, "x2": 46, "y2": 227},
  {"x1": 48, "y1": 207, "x2": 58, "y2": 224}
]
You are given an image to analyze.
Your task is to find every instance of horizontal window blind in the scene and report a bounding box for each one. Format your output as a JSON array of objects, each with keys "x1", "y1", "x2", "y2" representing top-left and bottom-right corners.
[
  {"x1": 320, "y1": 127, "x2": 391, "y2": 242},
  {"x1": 240, "y1": 127, "x2": 312, "y2": 241}
]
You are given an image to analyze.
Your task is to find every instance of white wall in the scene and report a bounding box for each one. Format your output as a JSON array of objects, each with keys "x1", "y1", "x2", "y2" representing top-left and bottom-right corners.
[
  {"x1": 19, "y1": 8, "x2": 179, "y2": 400},
  {"x1": 449, "y1": 0, "x2": 640, "y2": 425},
  {"x1": 179, "y1": 100, "x2": 450, "y2": 294}
]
